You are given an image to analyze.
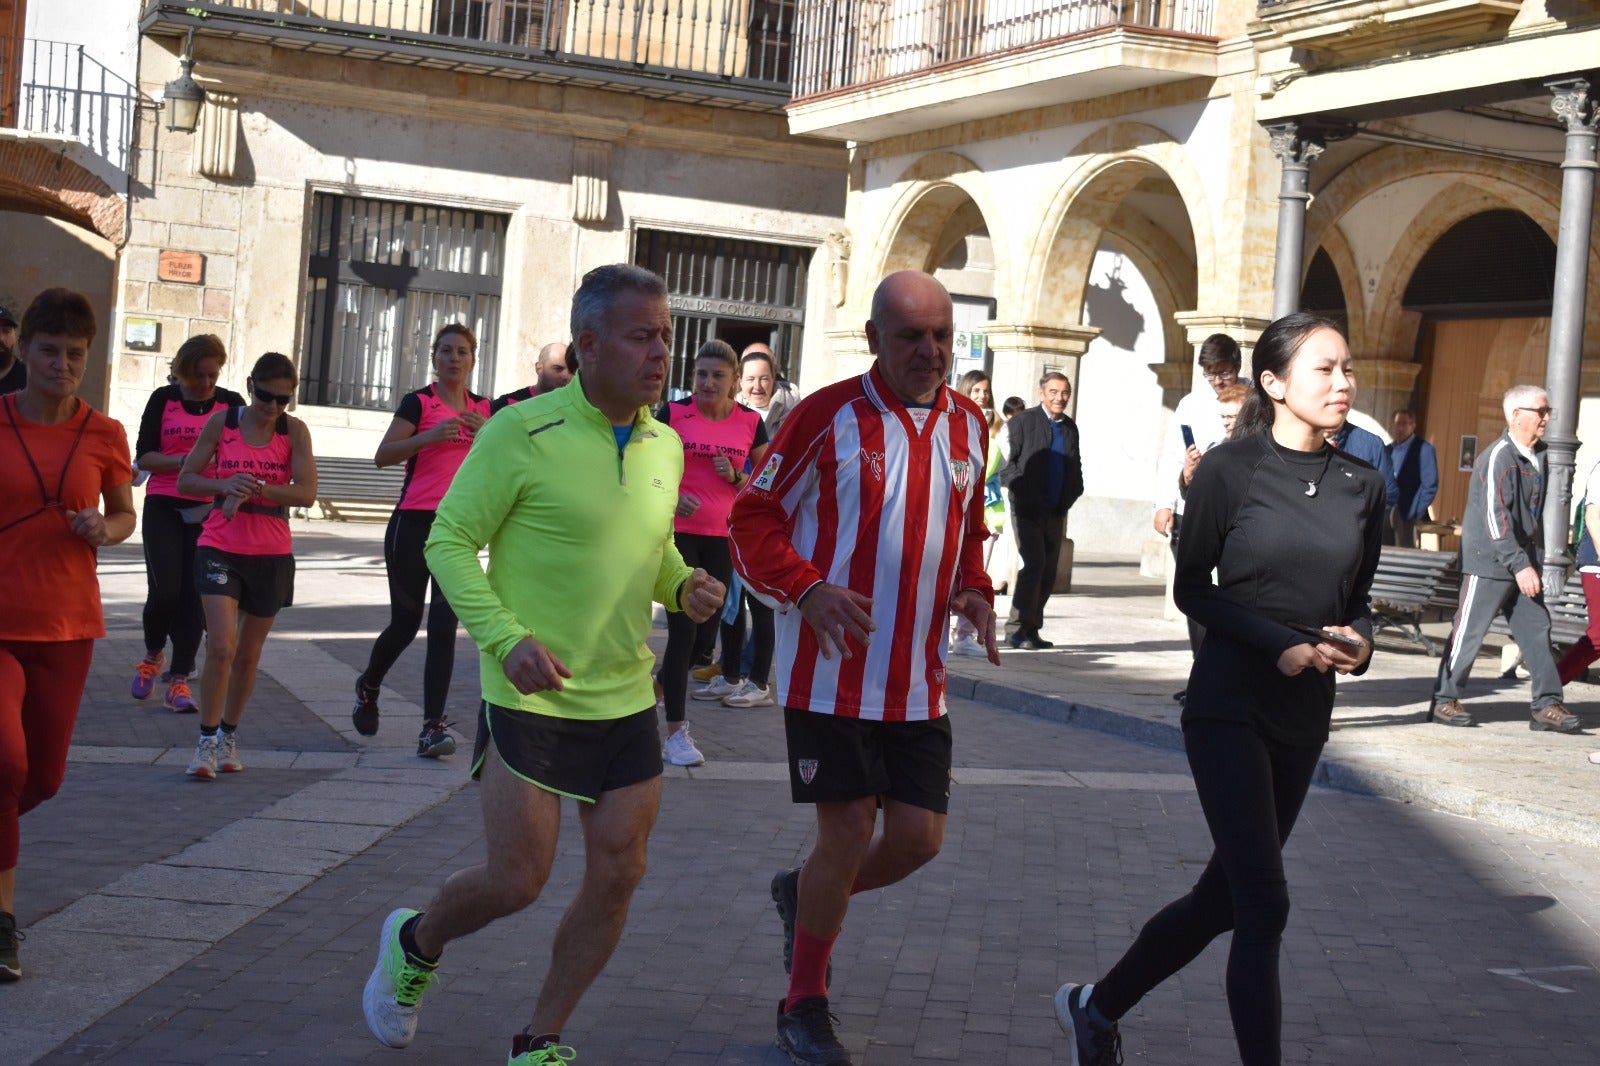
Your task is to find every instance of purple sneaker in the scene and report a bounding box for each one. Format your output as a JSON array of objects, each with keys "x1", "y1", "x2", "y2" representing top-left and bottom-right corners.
[{"x1": 132, "y1": 653, "x2": 164, "y2": 700}]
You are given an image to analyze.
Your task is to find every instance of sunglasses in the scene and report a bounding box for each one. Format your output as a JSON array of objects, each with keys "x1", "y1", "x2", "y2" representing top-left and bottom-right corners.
[
  {"x1": 254, "y1": 387, "x2": 293, "y2": 406},
  {"x1": 1517, "y1": 406, "x2": 1554, "y2": 419}
]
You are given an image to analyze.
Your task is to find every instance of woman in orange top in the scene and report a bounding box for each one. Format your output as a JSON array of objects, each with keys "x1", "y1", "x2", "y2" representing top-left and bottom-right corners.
[{"x1": 0, "y1": 289, "x2": 136, "y2": 982}]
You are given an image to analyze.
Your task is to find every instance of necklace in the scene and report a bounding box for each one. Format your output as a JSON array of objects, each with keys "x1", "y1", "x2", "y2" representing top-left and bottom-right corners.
[{"x1": 1269, "y1": 438, "x2": 1334, "y2": 497}]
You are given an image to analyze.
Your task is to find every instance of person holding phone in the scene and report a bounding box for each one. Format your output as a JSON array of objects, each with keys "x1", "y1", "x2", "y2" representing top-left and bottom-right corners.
[{"x1": 1057, "y1": 312, "x2": 1384, "y2": 1066}]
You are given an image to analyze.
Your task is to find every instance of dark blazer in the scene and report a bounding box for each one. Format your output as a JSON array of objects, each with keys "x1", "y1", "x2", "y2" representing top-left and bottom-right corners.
[
  {"x1": 1000, "y1": 405, "x2": 1084, "y2": 518},
  {"x1": 1387, "y1": 435, "x2": 1439, "y2": 522}
]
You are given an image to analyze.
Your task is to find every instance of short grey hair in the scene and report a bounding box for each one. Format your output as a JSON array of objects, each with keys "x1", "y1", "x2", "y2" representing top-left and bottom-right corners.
[
  {"x1": 570, "y1": 264, "x2": 668, "y2": 355},
  {"x1": 1040, "y1": 370, "x2": 1070, "y2": 389},
  {"x1": 1502, "y1": 383, "x2": 1547, "y2": 423}
]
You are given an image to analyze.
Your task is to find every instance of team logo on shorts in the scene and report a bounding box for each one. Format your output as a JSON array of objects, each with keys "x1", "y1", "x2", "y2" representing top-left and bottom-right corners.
[
  {"x1": 798, "y1": 758, "x2": 819, "y2": 785},
  {"x1": 752, "y1": 453, "x2": 783, "y2": 492},
  {"x1": 205, "y1": 561, "x2": 229, "y2": 586},
  {"x1": 950, "y1": 459, "x2": 971, "y2": 493}
]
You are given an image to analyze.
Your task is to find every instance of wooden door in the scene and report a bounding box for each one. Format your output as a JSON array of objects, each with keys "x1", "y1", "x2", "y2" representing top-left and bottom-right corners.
[{"x1": 1415, "y1": 317, "x2": 1549, "y2": 550}]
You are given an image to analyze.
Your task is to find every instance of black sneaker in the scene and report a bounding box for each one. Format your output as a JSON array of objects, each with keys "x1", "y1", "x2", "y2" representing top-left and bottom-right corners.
[
  {"x1": 0, "y1": 911, "x2": 22, "y2": 981},
  {"x1": 770, "y1": 868, "x2": 830, "y2": 986},
  {"x1": 417, "y1": 720, "x2": 457, "y2": 758},
  {"x1": 775, "y1": 997, "x2": 852, "y2": 1066},
  {"x1": 352, "y1": 677, "x2": 381, "y2": 737},
  {"x1": 1054, "y1": 983, "x2": 1121, "y2": 1066}
]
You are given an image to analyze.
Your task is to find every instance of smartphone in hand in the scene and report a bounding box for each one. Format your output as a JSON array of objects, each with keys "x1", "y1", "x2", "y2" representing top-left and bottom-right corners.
[
  {"x1": 1287, "y1": 622, "x2": 1364, "y2": 649},
  {"x1": 1180, "y1": 424, "x2": 1196, "y2": 449}
]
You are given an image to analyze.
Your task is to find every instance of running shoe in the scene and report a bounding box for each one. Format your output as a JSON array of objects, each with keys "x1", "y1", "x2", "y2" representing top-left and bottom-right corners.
[
  {"x1": 508, "y1": 1033, "x2": 577, "y2": 1064},
  {"x1": 723, "y1": 680, "x2": 775, "y2": 708},
  {"x1": 662, "y1": 727, "x2": 705, "y2": 767},
  {"x1": 352, "y1": 676, "x2": 381, "y2": 736},
  {"x1": 692, "y1": 675, "x2": 740, "y2": 702},
  {"x1": 364, "y1": 908, "x2": 439, "y2": 1049},
  {"x1": 775, "y1": 997, "x2": 852, "y2": 1065},
  {"x1": 417, "y1": 720, "x2": 457, "y2": 759},
  {"x1": 949, "y1": 635, "x2": 986, "y2": 658},
  {"x1": 0, "y1": 912, "x2": 21, "y2": 981},
  {"x1": 691, "y1": 662, "x2": 722, "y2": 682},
  {"x1": 163, "y1": 674, "x2": 198, "y2": 713},
  {"x1": 1054, "y1": 982, "x2": 1122, "y2": 1066},
  {"x1": 186, "y1": 735, "x2": 219, "y2": 780},
  {"x1": 132, "y1": 653, "x2": 164, "y2": 700},
  {"x1": 217, "y1": 732, "x2": 244, "y2": 773}
]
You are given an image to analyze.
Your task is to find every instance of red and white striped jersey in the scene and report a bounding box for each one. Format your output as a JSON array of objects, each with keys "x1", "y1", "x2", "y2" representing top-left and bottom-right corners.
[{"x1": 728, "y1": 364, "x2": 994, "y2": 722}]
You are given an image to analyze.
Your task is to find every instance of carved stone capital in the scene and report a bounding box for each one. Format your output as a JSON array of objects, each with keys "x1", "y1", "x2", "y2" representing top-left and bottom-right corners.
[
  {"x1": 1267, "y1": 122, "x2": 1325, "y2": 167},
  {"x1": 1549, "y1": 78, "x2": 1599, "y2": 135}
]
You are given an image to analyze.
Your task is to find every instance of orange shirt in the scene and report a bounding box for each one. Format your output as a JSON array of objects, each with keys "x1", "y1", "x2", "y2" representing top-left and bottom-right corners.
[{"x1": 0, "y1": 396, "x2": 132, "y2": 641}]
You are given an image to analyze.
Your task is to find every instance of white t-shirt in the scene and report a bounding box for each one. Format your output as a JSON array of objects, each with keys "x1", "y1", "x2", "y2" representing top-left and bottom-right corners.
[{"x1": 1155, "y1": 389, "x2": 1227, "y2": 515}]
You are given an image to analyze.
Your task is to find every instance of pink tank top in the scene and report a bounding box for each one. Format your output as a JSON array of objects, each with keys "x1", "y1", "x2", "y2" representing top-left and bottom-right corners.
[
  {"x1": 198, "y1": 408, "x2": 295, "y2": 556},
  {"x1": 148, "y1": 396, "x2": 225, "y2": 500},
  {"x1": 398, "y1": 385, "x2": 491, "y2": 511}
]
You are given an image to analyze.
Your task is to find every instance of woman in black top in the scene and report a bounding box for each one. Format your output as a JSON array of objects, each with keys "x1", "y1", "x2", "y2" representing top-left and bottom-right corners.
[
  {"x1": 1056, "y1": 313, "x2": 1385, "y2": 1066},
  {"x1": 131, "y1": 335, "x2": 246, "y2": 711}
]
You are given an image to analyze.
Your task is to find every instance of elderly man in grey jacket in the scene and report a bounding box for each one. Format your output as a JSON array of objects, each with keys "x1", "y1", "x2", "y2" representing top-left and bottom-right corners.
[{"x1": 1429, "y1": 384, "x2": 1580, "y2": 732}]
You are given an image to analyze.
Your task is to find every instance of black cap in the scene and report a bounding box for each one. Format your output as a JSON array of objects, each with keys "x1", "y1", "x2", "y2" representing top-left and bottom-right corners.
[{"x1": 0, "y1": 307, "x2": 15, "y2": 326}]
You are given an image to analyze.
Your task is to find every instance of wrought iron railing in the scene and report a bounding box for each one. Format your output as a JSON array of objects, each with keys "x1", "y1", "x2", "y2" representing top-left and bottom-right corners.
[
  {"x1": 149, "y1": 0, "x2": 794, "y2": 88},
  {"x1": 0, "y1": 39, "x2": 136, "y2": 173},
  {"x1": 793, "y1": 0, "x2": 1214, "y2": 98}
]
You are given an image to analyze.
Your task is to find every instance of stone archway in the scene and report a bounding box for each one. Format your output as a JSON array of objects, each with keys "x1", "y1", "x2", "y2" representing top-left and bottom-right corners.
[
  {"x1": 867, "y1": 150, "x2": 1011, "y2": 313},
  {"x1": 0, "y1": 140, "x2": 125, "y2": 247}
]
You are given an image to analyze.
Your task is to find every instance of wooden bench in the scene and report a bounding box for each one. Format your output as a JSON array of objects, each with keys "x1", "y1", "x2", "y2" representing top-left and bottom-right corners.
[
  {"x1": 300, "y1": 455, "x2": 404, "y2": 522},
  {"x1": 1369, "y1": 546, "x2": 1460, "y2": 655}
]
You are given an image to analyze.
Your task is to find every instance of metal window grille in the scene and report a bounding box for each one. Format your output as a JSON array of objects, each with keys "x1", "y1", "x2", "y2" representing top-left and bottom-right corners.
[
  {"x1": 301, "y1": 194, "x2": 507, "y2": 411},
  {"x1": 635, "y1": 229, "x2": 813, "y2": 395}
]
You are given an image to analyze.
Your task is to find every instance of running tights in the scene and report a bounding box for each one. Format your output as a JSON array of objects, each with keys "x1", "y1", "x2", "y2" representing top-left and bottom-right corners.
[
  {"x1": 720, "y1": 590, "x2": 774, "y2": 687},
  {"x1": 362, "y1": 509, "x2": 458, "y2": 722},
  {"x1": 141, "y1": 497, "x2": 205, "y2": 676},
  {"x1": 0, "y1": 639, "x2": 95, "y2": 868},
  {"x1": 1091, "y1": 718, "x2": 1322, "y2": 1066},
  {"x1": 661, "y1": 533, "x2": 733, "y2": 723}
]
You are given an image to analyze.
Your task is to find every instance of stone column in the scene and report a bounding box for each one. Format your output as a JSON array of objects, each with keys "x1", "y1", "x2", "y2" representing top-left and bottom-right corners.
[
  {"x1": 1360, "y1": 357, "x2": 1424, "y2": 430},
  {"x1": 1266, "y1": 122, "x2": 1326, "y2": 321},
  {"x1": 1171, "y1": 312, "x2": 1270, "y2": 384},
  {"x1": 823, "y1": 327, "x2": 872, "y2": 384},
  {"x1": 984, "y1": 322, "x2": 1099, "y2": 419},
  {"x1": 1541, "y1": 76, "x2": 1599, "y2": 589}
]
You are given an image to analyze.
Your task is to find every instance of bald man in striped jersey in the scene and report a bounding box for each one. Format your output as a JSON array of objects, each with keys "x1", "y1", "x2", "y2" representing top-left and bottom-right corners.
[{"x1": 730, "y1": 270, "x2": 1000, "y2": 1066}]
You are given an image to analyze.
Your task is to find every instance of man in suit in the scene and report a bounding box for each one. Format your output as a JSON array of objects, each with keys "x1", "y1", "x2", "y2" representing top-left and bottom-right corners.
[
  {"x1": 1385, "y1": 408, "x2": 1438, "y2": 547},
  {"x1": 1000, "y1": 371, "x2": 1084, "y2": 650}
]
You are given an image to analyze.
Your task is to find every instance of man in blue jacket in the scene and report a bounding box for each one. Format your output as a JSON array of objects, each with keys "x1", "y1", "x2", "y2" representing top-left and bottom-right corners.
[
  {"x1": 1385, "y1": 408, "x2": 1438, "y2": 547},
  {"x1": 1331, "y1": 418, "x2": 1398, "y2": 511}
]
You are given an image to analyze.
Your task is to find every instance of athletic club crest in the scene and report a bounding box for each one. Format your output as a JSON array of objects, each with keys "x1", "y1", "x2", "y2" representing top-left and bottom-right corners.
[
  {"x1": 950, "y1": 459, "x2": 972, "y2": 493},
  {"x1": 798, "y1": 758, "x2": 819, "y2": 785}
]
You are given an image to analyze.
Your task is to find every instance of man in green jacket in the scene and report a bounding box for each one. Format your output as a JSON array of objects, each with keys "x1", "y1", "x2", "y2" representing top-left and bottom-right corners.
[{"x1": 362, "y1": 263, "x2": 726, "y2": 1065}]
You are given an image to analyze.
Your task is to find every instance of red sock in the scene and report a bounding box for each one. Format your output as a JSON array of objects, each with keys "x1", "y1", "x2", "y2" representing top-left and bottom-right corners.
[{"x1": 785, "y1": 926, "x2": 837, "y2": 1013}]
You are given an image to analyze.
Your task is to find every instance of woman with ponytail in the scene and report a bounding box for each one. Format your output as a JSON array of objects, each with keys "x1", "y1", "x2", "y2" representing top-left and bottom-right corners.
[{"x1": 1056, "y1": 312, "x2": 1385, "y2": 1066}]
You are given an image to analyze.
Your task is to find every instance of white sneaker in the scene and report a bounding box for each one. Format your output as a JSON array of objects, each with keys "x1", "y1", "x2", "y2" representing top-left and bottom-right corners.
[
  {"x1": 363, "y1": 907, "x2": 438, "y2": 1048},
  {"x1": 950, "y1": 635, "x2": 986, "y2": 658},
  {"x1": 723, "y1": 679, "x2": 775, "y2": 707},
  {"x1": 217, "y1": 732, "x2": 244, "y2": 773},
  {"x1": 663, "y1": 727, "x2": 705, "y2": 767},
  {"x1": 186, "y1": 735, "x2": 218, "y2": 780},
  {"x1": 692, "y1": 675, "x2": 740, "y2": 702}
]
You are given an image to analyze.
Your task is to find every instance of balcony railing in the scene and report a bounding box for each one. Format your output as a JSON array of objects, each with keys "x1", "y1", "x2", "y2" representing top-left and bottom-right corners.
[
  {"x1": 150, "y1": 0, "x2": 795, "y2": 90},
  {"x1": 793, "y1": 0, "x2": 1214, "y2": 98},
  {"x1": 0, "y1": 39, "x2": 136, "y2": 174}
]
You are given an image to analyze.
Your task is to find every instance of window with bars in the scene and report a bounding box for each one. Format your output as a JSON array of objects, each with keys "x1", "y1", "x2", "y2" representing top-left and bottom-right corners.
[
  {"x1": 301, "y1": 193, "x2": 507, "y2": 411},
  {"x1": 634, "y1": 229, "x2": 812, "y2": 395}
]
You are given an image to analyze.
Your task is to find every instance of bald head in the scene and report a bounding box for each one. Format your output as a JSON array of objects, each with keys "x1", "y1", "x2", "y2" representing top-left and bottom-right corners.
[
  {"x1": 866, "y1": 271, "x2": 953, "y2": 405},
  {"x1": 535, "y1": 341, "x2": 574, "y2": 392}
]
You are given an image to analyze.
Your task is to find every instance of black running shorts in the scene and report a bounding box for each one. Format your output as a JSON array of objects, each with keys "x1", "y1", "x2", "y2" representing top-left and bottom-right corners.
[
  {"x1": 471, "y1": 701, "x2": 661, "y2": 803},
  {"x1": 783, "y1": 707, "x2": 953, "y2": 814},
  {"x1": 194, "y1": 546, "x2": 295, "y2": 617}
]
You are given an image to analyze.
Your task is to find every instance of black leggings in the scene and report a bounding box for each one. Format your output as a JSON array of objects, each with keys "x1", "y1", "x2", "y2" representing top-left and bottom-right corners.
[
  {"x1": 720, "y1": 590, "x2": 774, "y2": 687},
  {"x1": 1092, "y1": 718, "x2": 1323, "y2": 1066},
  {"x1": 661, "y1": 533, "x2": 733, "y2": 723},
  {"x1": 361, "y1": 509, "x2": 458, "y2": 722},
  {"x1": 141, "y1": 496, "x2": 205, "y2": 676}
]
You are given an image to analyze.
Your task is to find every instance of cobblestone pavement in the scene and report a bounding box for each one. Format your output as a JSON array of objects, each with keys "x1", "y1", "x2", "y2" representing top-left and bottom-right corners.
[{"x1": 5, "y1": 524, "x2": 1599, "y2": 1064}]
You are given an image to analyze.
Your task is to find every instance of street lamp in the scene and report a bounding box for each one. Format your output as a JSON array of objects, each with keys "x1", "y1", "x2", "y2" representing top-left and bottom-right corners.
[{"x1": 163, "y1": 31, "x2": 205, "y2": 134}]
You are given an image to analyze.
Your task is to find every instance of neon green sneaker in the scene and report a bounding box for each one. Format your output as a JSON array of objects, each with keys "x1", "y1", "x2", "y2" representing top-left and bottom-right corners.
[
  {"x1": 362, "y1": 908, "x2": 439, "y2": 1048},
  {"x1": 509, "y1": 1041, "x2": 576, "y2": 1064}
]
